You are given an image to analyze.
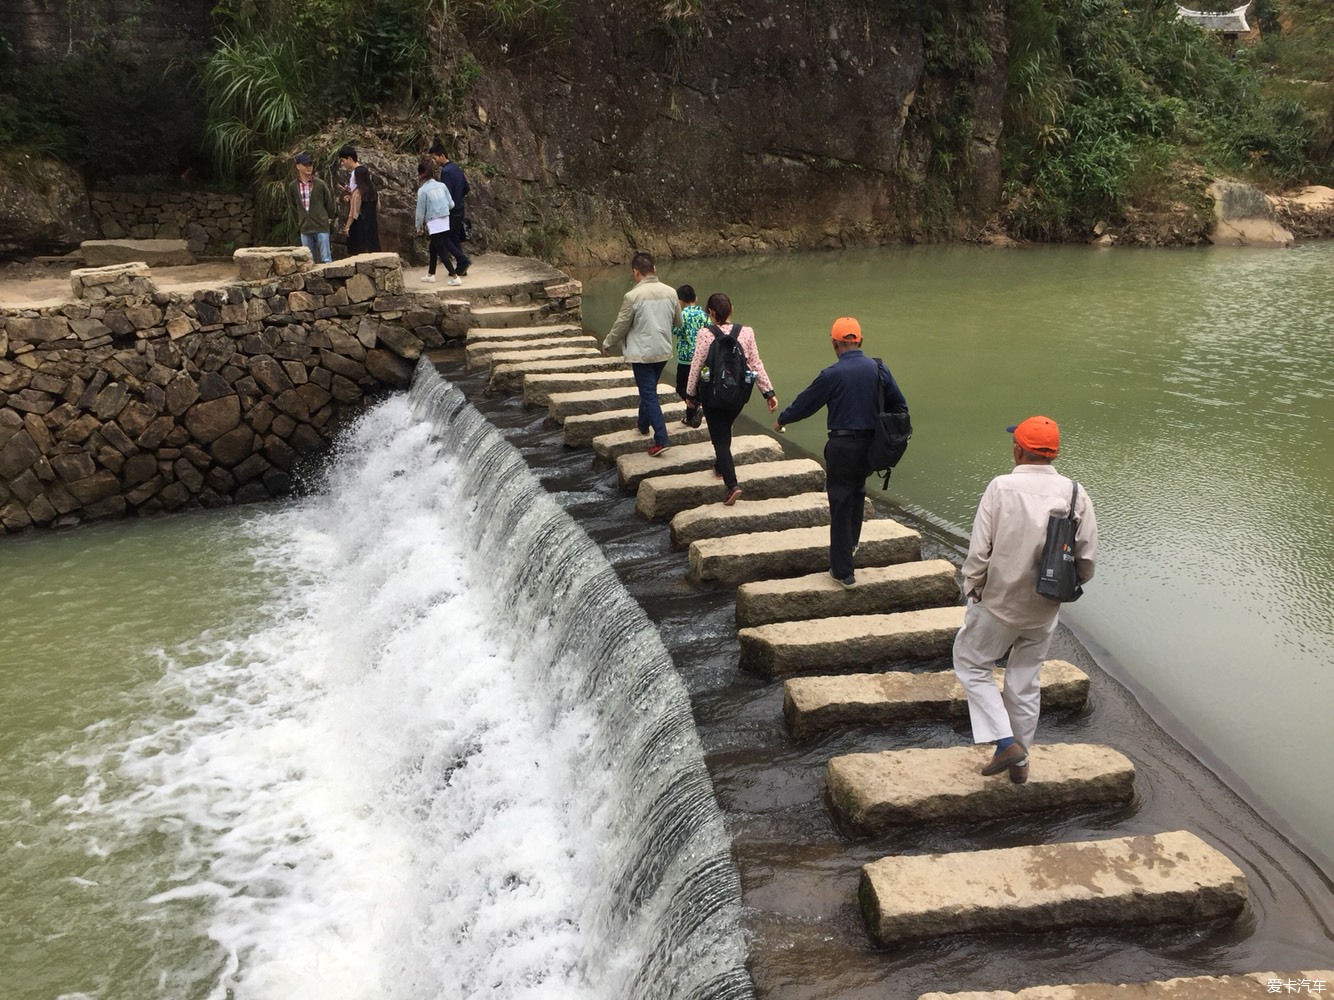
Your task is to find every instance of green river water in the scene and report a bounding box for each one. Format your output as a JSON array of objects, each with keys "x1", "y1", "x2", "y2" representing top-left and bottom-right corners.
[
  {"x1": 580, "y1": 241, "x2": 1334, "y2": 875},
  {"x1": 0, "y1": 242, "x2": 1330, "y2": 1000}
]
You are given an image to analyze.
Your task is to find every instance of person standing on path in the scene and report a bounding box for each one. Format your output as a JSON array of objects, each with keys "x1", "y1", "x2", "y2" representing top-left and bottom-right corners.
[
  {"x1": 600, "y1": 252, "x2": 681, "y2": 456},
  {"x1": 953, "y1": 415, "x2": 1098, "y2": 784},
  {"x1": 685, "y1": 293, "x2": 778, "y2": 505},
  {"x1": 289, "y1": 152, "x2": 335, "y2": 264},
  {"x1": 338, "y1": 147, "x2": 380, "y2": 255},
  {"x1": 430, "y1": 140, "x2": 471, "y2": 280},
  {"x1": 774, "y1": 317, "x2": 906, "y2": 588},
  {"x1": 673, "y1": 284, "x2": 707, "y2": 403},
  {"x1": 414, "y1": 160, "x2": 455, "y2": 284}
]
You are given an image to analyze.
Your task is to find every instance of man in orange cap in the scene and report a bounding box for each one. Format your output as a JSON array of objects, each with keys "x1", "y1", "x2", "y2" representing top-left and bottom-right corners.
[
  {"x1": 953, "y1": 415, "x2": 1098, "y2": 783},
  {"x1": 775, "y1": 317, "x2": 906, "y2": 588}
]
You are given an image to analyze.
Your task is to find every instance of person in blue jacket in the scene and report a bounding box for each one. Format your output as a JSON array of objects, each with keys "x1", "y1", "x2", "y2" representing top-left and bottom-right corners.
[{"x1": 774, "y1": 317, "x2": 906, "y2": 589}]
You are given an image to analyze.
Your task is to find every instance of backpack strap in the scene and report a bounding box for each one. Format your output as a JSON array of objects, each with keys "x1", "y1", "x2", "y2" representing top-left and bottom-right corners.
[{"x1": 1069, "y1": 481, "x2": 1080, "y2": 518}]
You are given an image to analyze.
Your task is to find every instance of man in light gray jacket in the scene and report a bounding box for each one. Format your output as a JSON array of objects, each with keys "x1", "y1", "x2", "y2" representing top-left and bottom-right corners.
[{"x1": 601, "y1": 252, "x2": 682, "y2": 455}]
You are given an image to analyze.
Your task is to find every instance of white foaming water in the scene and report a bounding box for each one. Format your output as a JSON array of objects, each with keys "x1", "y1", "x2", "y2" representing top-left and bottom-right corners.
[{"x1": 61, "y1": 392, "x2": 660, "y2": 1000}]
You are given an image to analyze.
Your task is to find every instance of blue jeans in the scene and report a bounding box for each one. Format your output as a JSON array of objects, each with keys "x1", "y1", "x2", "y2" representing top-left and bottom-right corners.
[
  {"x1": 632, "y1": 361, "x2": 668, "y2": 446},
  {"x1": 300, "y1": 231, "x2": 332, "y2": 264}
]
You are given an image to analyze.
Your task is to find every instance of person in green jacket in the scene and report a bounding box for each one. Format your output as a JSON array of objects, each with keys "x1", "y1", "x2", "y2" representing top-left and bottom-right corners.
[{"x1": 289, "y1": 152, "x2": 335, "y2": 263}]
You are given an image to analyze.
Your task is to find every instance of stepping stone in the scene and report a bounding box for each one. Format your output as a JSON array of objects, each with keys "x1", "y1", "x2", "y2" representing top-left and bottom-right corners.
[
  {"x1": 738, "y1": 606, "x2": 964, "y2": 680},
  {"x1": 670, "y1": 491, "x2": 838, "y2": 550},
  {"x1": 828, "y1": 744, "x2": 1135, "y2": 833},
  {"x1": 919, "y1": 970, "x2": 1334, "y2": 1000},
  {"x1": 464, "y1": 322, "x2": 583, "y2": 344},
  {"x1": 488, "y1": 355, "x2": 626, "y2": 392},
  {"x1": 593, "y1": 423, "x2": 713, "y2": 463},
  {"x1": 782, "y1": 659, "x2": 1090, "y2": 738},
  {"x1": 523, "y1": 370, "x2": 634, "y2": 408},
  {"x1": 470, "y1": 303, "x2": 548, "y2": 328},
  {"x1": 616, "y1": 435, "x2": 784, "y2": 491},
  {"x1": 480, "y1": 345, "x2": 602, "y2": 373},
  {"x1": 547, "y1": 383, "x2": 675, "y2": 424},
  {"x1": 564, "y1": 402, "x2": 690, "y2": 446},
  {"x1": 860, "y1": 829, "x2": 1247, "y2": 946},
  {"x1": 736, "y1": 559, "x2": 958, "y2": 626},
  {"x1": 466, "y1": 336, "x2": 598, "y2": 367},
  {"x1": 635, "y1": 459, "x2": 826, "y2": 521},
  {"x1": 689, "y1": 519, "x2": 921, "y2": 585}
]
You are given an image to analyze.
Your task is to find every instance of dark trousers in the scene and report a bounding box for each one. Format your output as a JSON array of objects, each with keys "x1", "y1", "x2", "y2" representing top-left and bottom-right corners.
[
  {"x1": 704, "y1": 405, "x2": 743, "y2": 490},
  {"x1": 824, "y1": 434, "x2": 872, "y2": 579},
  {"x1": 444, "y1": 214, "x2": 470, "y2": 274},
  {"x1": 675, "y1": 362, "x2": 691, "y2": 399},
  {"x1": 427, "y1": 231, "x2": 452, "y2": 275},
  {"x1": 632, "y1": 361, "x2": 668, "y2": 446}
]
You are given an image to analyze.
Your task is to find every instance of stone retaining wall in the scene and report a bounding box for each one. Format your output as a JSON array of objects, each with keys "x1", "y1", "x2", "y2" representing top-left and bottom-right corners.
[
  {"x1": 90, "y1": 191, "x2": 255, "y2": 255},
  {"x1": 0, "y1": 250, "x2": 455, "y2": 533}
]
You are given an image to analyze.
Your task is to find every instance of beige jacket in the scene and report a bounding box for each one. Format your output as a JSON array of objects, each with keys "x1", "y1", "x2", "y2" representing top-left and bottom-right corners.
[
  {"x1": 602, "y1": 274, "x2": 681, "y2": 364},
  {"x1": 962, "y1": 463, "x2": 1098, "y2": 629}
]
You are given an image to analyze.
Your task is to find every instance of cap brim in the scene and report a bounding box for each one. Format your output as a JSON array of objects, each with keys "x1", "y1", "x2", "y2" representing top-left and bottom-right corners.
[{"x1": 1005, "y1": 424, "x2": 1018, "y2": 433}]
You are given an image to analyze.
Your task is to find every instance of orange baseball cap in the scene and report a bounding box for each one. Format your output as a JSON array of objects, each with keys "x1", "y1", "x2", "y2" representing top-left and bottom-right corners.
[
  {"x1": 831, "y1": 317, "x2": 862, "y2": 343},
  {"x1": 1006, "y1": 415, "x2": 1060, "y2": 456}
]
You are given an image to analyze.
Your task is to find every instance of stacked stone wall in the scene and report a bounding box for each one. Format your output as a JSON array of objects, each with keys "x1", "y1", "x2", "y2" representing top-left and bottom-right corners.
[
  {"x1": 0, "y1": 251, "x2": 456, "y2": 533},
  {"x1": 90, "y1": 191, "x2": 255, "y2": 255}
]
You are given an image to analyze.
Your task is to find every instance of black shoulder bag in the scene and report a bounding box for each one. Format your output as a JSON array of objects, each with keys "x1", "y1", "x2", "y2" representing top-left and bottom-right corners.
[
  {"x1": 1036, "y1": 481, "x2": 1083, "y2": 602},
  {"x1": 867, "y1": 358, "x2": 911, "y2": 490}
]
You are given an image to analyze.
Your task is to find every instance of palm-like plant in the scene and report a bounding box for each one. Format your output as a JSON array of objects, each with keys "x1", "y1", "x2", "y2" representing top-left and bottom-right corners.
[{"x1": 202, "y1": 33, "x2": 306, "y2": 179}]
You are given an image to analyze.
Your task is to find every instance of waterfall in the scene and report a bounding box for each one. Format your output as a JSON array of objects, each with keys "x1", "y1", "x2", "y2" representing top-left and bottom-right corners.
[{"x1": 406, "y1": 363, "x2": 754, "y2": 1000}]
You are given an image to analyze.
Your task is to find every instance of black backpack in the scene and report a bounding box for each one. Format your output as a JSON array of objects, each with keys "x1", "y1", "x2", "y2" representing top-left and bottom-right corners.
[
  {"x1": 697, "y1": 323, "x2": 754, "y2": 409},
  {"x1": 867, "y1": 358, "x2": 911, "y2": 490}
]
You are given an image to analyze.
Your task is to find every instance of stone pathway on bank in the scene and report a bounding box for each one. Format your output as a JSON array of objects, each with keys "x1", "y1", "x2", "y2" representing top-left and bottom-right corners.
[{"x1": 430, "y1": 273, "x2": 1328, "y2": 999}]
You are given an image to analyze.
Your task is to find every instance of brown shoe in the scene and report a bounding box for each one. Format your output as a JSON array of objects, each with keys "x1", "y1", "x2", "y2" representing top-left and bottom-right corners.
[
  {"x1": 980, "y1": 742, "x2": 1027, "y2": 776},
  {"x1": 1009, "y1": 762, "x2": 1029, "y2": 784}
]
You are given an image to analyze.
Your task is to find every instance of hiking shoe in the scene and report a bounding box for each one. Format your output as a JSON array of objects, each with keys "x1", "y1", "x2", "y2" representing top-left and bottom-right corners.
[
  {"x1": 420, "y1": 273, "x2": 437, "y2": 283},
  {"x1": 1009, "y1": 761, "x2": 1029, "y2": 784},
  {"x1": 447, "y1": 276, "x2": 463, "y2": 286},
  {"x1": 829, "y1": 570, "x2": 856, "y2": 590},
  {"x1": 647, "y1": 443, "x2": 670, "y2": 457},
  {"x1": 723, "y1": 486, "x2": 743, "y2": 506},
  {"x1": 980, "y1": 742, "x2": 1028, "y2": 776}
]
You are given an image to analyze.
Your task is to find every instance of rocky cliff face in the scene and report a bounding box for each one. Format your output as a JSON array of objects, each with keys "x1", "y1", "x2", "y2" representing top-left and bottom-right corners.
[
  {"x1": 0, "y1": 158, "x2": 97, "y2": 258},
  {"x1": 449, "y1": 0, "x2": 1007, "y2": 264}
]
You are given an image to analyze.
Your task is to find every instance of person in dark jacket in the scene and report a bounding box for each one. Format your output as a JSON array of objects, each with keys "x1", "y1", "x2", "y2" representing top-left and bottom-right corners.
[
  {"x1": 289, "y1": 152, "x2": 335, "y2": 263},
  {"x1": 429, "y1": 140, "x2": 471, "y2": 280},
  {"x1": 775, "y1": 317, "x2": 907, "y2": 589}
]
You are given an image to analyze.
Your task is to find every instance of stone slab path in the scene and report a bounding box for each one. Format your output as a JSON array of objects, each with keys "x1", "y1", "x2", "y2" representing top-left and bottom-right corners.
[
  {"x1": 635, "y1": 459, "x2": 826, "y2": 520},
  {"x1": 617, "y1": 435, "x2": 783, "y2": 491},
  {"x1": 739, "y1": 605, "x2": 965, "y2": 679},
  {"x1": 523, "y1": 369, "x2": 635, "y2": 408},
  {"x1": 860, "y1": 829, "x2": 1247, "y2": 946},
  {"x1": 466, "y1": 336, "x2": 599, "y2": 367},
  {"x1": 736, "y1": 559, "x2": 959, "y2": 626},
  {"x1": 828, "y1": 744, "x2": 1135, "y2": 831},
  {"x1": 669, "y1": 491, "x2": 846, "y2": 550},
  {"x1": 464, "y1": 322, "x2": 583, "y2": 345},
  {"x1": 920, "y1": 970, "x2": 1334, "y2": 1000},
  {"x1": 782, "y1": 659, "x2": 1090, "y2": 737},
  {"x1": 689, "y1": 518, "x2": 921, "y2": 585},
  {"x1": 547, "y1": 383, "x2": 674, "y2": 424},
  {"x1": 436, "y1": 319, "x2": 1264, "y2": 987},
  {"x1": 489, "y1": 355, "x2": 626, "y2": 392},
  {"x1": 564, "y1": 402, "x2": 691, "y2": 446},
  {"x1": 594, "y1": 423, "x2": 713, "y2": 463}
]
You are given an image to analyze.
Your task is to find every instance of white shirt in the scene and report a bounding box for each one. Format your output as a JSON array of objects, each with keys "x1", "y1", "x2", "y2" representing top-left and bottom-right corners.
[{"x1": 962, "y1": 463, "x2": 1098, "y2": 629}]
